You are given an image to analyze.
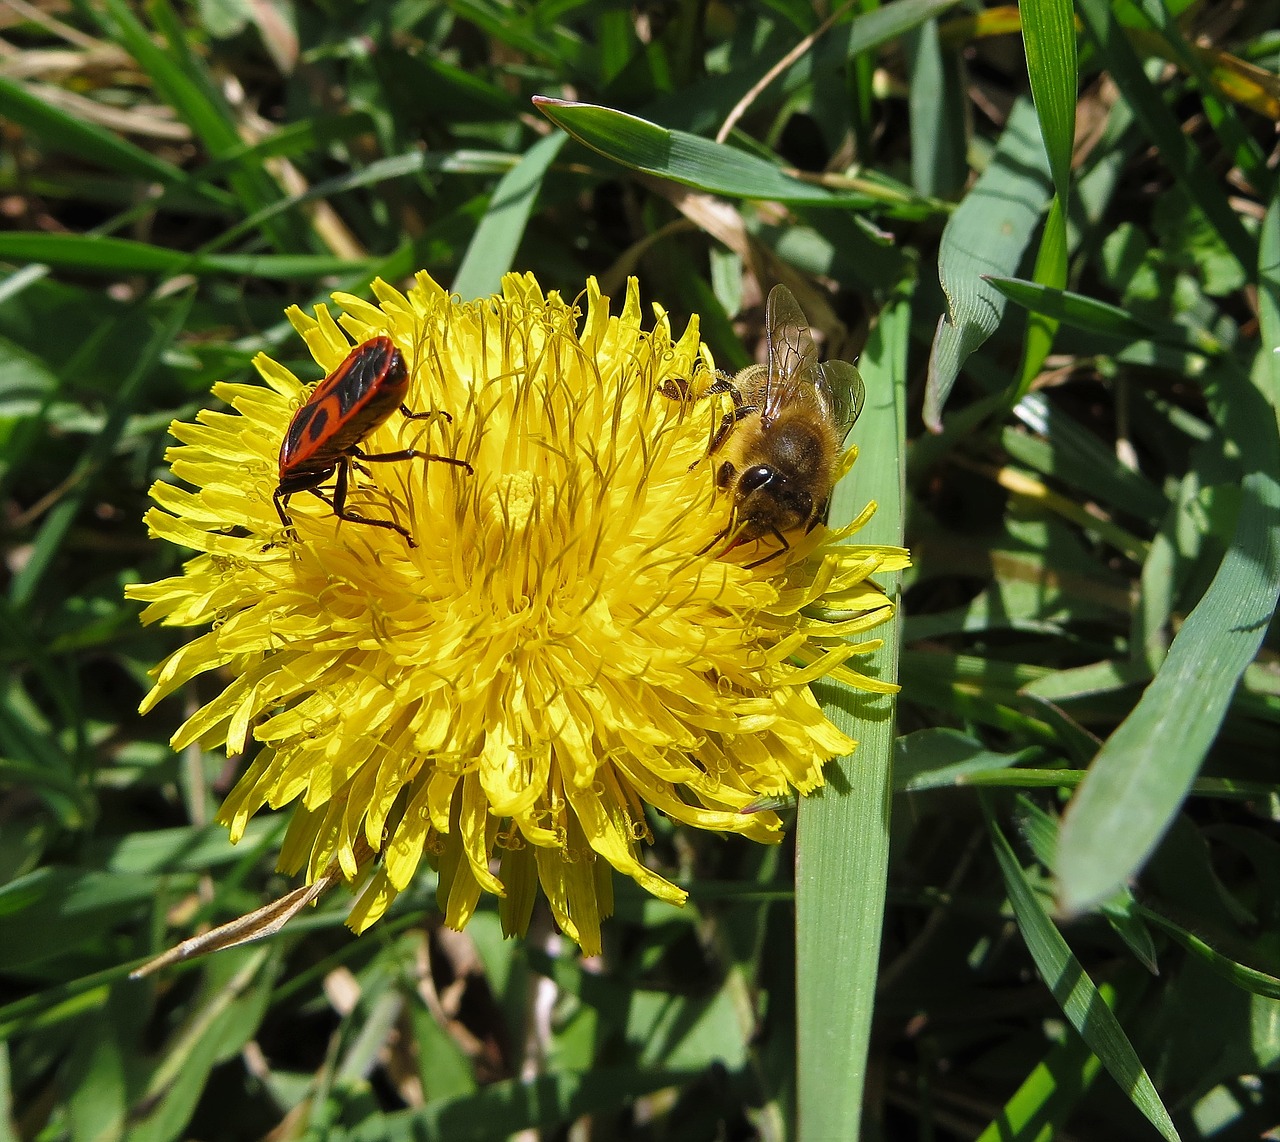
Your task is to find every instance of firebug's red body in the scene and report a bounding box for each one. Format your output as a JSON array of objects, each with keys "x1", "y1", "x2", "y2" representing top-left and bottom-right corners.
[{"x1": 274, "y1": 336, "x2": 469, "y2": 547}]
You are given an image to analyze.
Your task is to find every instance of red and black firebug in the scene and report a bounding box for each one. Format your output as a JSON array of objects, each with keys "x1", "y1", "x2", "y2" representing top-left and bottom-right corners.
[{"x1": 274, "y1": 335, "x2": 470, "y2": 547}]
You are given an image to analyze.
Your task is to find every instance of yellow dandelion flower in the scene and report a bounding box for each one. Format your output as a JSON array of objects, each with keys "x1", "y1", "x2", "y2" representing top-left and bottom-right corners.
[{"x1": 128, "y1": 272, "x2": 909, "y2": 956}]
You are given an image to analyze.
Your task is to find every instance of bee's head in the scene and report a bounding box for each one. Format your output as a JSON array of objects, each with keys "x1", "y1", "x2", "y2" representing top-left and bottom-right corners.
[{"x1": 733, "y1": 464, "x2": 812, "y2": 540}]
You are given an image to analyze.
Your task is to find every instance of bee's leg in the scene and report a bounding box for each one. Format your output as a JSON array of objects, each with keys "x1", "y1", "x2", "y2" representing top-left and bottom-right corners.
[
  {"x1": 660, "y1": 370, "x2": 738, "y2": 402},
  {"x1": 806, "y1": 498, "x2": 830, "y2": 532},
  {"x1": 744, "y1": 529, "x2": 790, "y2": 570},
  {"x1": 696, "y1": 529, "x2": 727, "y2": 557},
  {"x1": 707, "y1": 404, "x2": 757, "y2": 457},
  {"x1": 697, "y1": 512, "x2": 739, "y2": 558}
]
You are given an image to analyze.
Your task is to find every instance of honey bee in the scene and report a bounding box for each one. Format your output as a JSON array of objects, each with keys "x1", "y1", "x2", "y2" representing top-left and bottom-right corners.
[{"x1": 668, "y1": 284, "x2": 864, "y2": 568}]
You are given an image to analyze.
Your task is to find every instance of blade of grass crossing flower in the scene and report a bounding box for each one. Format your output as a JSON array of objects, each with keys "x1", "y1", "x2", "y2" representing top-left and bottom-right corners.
[
  {"x1": 453, "y1": 132, "x2": 567, "y2": 301},
  {"x1": 1012, "y1": 0, "x2": 1076, "y2": 399},
  {"x1": 796, "y1": 285, "x2": 910, "y2": 1142},
  {"x1": 1056, "y1": 343, "x2": 1280, "y2": 912},
  {"x1": 924, "y1": 99, "x2": 1053, "y2": 429},
  {"x1": 987, "y1": 807, "x2": 1180, "y2": 1142}
]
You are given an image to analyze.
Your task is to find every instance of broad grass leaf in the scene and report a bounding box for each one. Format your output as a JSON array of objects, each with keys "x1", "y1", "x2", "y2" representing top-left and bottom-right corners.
[
  {"x1": 796, "y1": 287, "x2": 910, "y2": 1142},
  {"x1": 454, "y1": 133, "x2": 567, "y2": 301},
  {"x1": 532, "y1": 98, "x2": 882, "y2": 210},
  {"x1": 924, "y1": 99, "x2": 1053, "y2": 429},
  {"x1": 1056, "y1": 364, "x2": 1280, "y2": 913}
]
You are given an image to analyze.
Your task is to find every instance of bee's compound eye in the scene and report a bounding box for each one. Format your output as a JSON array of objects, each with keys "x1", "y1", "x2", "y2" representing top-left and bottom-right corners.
[{"x1": 739, "y1": 465, "x2": 774, "y2": 495}]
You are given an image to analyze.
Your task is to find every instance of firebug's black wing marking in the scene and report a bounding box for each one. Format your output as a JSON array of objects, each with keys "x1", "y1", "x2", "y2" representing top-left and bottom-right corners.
[{"x1": 280, "y1": 337, "x2": 409, "y2": 473}]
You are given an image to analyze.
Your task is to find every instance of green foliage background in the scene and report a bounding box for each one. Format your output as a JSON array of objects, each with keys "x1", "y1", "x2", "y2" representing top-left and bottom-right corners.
[{"x1": 1, "y1": 1, "x2": 1277, "y2": 1139}]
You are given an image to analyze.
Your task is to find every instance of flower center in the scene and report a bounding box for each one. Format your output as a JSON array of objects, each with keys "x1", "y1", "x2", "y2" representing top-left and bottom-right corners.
[{"x1": 490, "y1": 470, "x2": 538, "y2": 536}]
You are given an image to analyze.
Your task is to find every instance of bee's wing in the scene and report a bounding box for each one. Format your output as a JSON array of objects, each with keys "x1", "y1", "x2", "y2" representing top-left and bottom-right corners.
[
  {"x1": 762, "y1": 284, "x2": 820, "y2": 422},
  {"x1": 818, "y1": 360, "x2": 865, "y2": 445},
  {"x1": 763, "y1": 284, "x2": 864, "y2": 444}
]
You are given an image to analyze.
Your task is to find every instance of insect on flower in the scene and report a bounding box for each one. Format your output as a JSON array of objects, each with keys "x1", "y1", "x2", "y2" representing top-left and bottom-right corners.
[
  {"x1": 130, "y1": 272, "x2": 909, "y2": 957},
  {"x1": 274, "y1": 335, "x2": 471, "y2": 547},
  {"x1": 666, "y1": 284, "x2": 865, "y2": 569}
]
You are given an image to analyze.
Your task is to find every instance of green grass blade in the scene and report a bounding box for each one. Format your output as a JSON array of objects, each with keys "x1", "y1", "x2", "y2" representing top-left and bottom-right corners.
[
  {"x1": 893, "y1": 728, "x2": 1039, "y2": 791},
  {"x1": 1138, "y1": 905, "x2": 1280, "y2": 1001},
  {"x1": 532, "y1": 98, "x2": 932, "y2": 215},
  {"x1": 924, "y1": 99, "x2": 1053, "y2": 428},
  {"x1": 449, "y1": 0, "x2": 589, "y2": 70},
  {"x1": 906, "y1": 18, "x2": 967, "y2": 198},
  {"x1": 1075, "y1": 0, "x2": 1253, "y2": 274},
  {"x1": 1056, "y1": 357, "x2": 1280, "y2": 913},
  {"x1": 988, "y1": 809, "x2": 1180, "y2": 1142},
  {"x1": 1020, "y1": 0, "x2": 1077, "y2": 195},
  {"x1": 453, "y1": 132, "x2": 567, "y2": 301},
  {"x1": 985, "y1": 275, "x2": 1197, "y2": 349},
  {"x1": 1013, "y1": 196, "x2": 1068, "y2": 397},
  {"x1": 0, "y1": 75, "x2": 228, "y2": 206},
  {"x1": 1017, "y1": 0, "x2": 1077, "y2": 393},
  {"x1": 796, "y1": 284, "x2": 910, "y2": 1142},
  {"x1": 9, "y1": 293, "x2": 193, "y2": 608},
  {"x1": 97, "y1": 0, "x2": 296, "y2": 248},
  {"x1": 0, "y1": 233, "x2": 367, "y2": 278},
  {"x1": 975, "y1": 991, "x2": 1106, "y2": 1142},
  {"x1": 1261, "y1": 196, "x2": 1280, "y2": 417}
]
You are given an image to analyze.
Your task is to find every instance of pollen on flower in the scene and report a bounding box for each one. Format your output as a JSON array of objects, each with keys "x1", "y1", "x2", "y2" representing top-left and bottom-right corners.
[{"x1": 128, "y1": 271, "x2": 910, "y2": 956}]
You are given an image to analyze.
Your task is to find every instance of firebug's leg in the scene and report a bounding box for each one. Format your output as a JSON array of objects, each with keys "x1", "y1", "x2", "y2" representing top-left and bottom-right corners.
[
  {"x1": 350, "y1": 447, "x2": 419, "y2": 463},
  {"x1": 318, "y1": 456, "x2": 417, "y2": 546},
  {"x1": 400, "y1": 406, "x2": 452, "y2": 423},
  {"x1": 274, "y1": 489, "x2": 293, "y2": 529},
  {"x1": 351, "y1": 446, "x2": 474, "y2": 475}
]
